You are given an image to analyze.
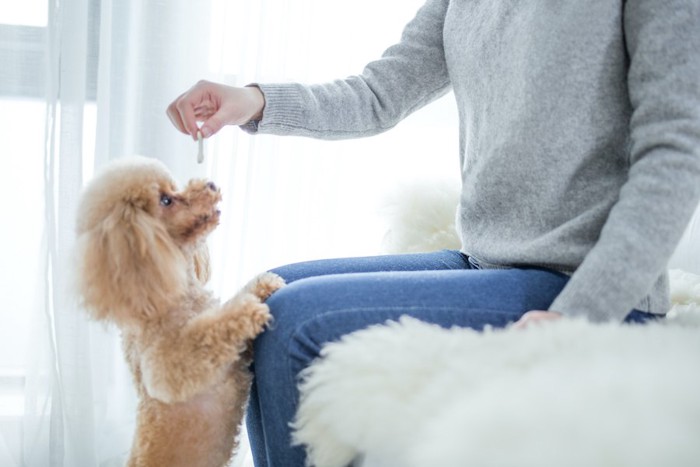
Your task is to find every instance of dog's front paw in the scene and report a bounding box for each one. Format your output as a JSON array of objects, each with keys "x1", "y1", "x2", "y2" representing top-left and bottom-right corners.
[
  {"x1": 248, "y1": 301, "x2": 272, "y2": 335},
  {"x1": 245, "y1": 272, "x2": 286, "y2": 301},
  {"x1": 222, "y1": 292, "x2": 272, "y2": 339}
]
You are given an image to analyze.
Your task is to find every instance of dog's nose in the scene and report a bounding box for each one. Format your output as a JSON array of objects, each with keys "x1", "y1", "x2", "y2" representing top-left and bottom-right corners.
[{"x1": 206, "y1": 181, "x2": 217, "y2": 191}]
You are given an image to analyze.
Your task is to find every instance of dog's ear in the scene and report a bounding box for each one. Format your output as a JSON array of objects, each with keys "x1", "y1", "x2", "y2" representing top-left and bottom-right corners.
[
  {"x1": 192, "y1": 242, "x2": 211, "y2": 284},
  {"x1": 76, "y1": 200, "x2": 188, "y2": 325}
]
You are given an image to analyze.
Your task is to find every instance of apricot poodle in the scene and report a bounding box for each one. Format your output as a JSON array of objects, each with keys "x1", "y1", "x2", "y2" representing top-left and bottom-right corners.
[{"x1": 75, "y1": 156, "x2": 284, "y2": 466}]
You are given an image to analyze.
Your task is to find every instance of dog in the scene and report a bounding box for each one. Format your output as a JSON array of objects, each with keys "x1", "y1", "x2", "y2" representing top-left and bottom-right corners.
[{"x1": 75, "y1": 155, "x2": 284, "y2": 466}]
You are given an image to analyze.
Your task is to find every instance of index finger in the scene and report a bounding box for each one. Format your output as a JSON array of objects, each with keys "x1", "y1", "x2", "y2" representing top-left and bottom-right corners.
[
  {"x1": 166, "y1": 93, "x2": 189, "y2": 135},
  {"x1": 174, "y1": 93, "x2": 201, "y2": 140}
]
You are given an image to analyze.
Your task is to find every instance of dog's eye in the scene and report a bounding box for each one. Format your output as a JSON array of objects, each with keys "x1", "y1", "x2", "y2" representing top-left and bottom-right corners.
[{"x1": 160, "y1": 194, "x2": 173, "y2": 206}]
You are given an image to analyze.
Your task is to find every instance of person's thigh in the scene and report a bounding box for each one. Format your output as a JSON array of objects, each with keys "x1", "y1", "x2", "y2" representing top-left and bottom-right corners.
[
  {"x1": 271, "y1": 249, "x2": 471, "y2": 284},
  {"x1": 268, "y1": 267, "x2": 568, "y2": 373},
  {"x1": 248, "y1": 265, "x2": 569, "y2": 467}
]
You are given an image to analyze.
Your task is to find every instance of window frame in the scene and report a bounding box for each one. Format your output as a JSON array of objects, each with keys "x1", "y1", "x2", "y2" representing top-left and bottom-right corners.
[{"x1": 0, "y1": 0, "x2": 100, "y2": 100}]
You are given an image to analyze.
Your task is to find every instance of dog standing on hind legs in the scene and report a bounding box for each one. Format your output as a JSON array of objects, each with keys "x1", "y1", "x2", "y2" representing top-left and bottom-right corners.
[{"x1": 75, "y1": 156, "x2": 284, "y2": 466}]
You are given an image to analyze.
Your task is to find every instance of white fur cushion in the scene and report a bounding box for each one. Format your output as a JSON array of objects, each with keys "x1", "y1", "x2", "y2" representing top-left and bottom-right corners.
[
  {"x1": 292, "y1": 270, "x2": 700, "y2": 467},
  {"x1": 379, "y1": 179, "x2": 461, "y2": 254}
]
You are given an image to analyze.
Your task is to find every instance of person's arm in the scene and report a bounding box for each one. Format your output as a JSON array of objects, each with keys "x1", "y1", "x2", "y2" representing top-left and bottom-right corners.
[
  {"x1": 251, "y1": 0, "x2": 451, "y2": 140},
  {"x1": 168, "y1": 0, "x2": 451, "y2": 140},
  {"x1": 545, "y1": 0, "x2": 700, "y2": 322}
]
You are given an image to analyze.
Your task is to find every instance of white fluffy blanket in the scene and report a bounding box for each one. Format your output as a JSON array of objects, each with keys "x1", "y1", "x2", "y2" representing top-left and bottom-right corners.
[{"x1": 292, "y1": 270, "x2": 700, "y2": 467}]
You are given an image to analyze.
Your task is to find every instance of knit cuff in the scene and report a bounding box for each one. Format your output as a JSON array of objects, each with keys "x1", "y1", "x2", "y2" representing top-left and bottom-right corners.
[{"x1": 239, "y1": 83, "x2": 306, "y2": 135}]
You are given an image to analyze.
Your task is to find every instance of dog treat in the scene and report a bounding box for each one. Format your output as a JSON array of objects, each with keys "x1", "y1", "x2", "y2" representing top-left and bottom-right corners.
[{"x1": 197, "y1": 130, "x2": 204, "y2": 164}]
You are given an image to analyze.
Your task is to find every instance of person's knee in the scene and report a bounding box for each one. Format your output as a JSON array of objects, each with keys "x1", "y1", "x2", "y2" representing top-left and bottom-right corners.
[
  {"x1": 268, "y1": 259, "x2": 322, "y2": 284},
  {"x1": 266, "y1": 278, "x2": 316, "y2": 324},
  {"x1": 254, "y1": 278, "x2": 327, "y2": 357}
]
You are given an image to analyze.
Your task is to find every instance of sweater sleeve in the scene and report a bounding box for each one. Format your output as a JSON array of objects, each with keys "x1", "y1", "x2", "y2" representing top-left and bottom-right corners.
[
  {"x1": 549, "y1": 0, "x2": 700, "y2": 321},
  {"x1": 249, "y1": 0, "x2": 451, "y2": 140}
]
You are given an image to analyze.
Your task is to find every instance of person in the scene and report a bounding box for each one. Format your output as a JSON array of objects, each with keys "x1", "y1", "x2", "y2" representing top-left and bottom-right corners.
[{"x1": 167, "y1": 1, "x2": 700, "y2": 465}]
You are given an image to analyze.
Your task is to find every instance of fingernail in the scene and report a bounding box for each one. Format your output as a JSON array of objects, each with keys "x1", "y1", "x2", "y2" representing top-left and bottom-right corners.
[{"x1": 201, "y1": 126, "x2": 212, "y2": 138}]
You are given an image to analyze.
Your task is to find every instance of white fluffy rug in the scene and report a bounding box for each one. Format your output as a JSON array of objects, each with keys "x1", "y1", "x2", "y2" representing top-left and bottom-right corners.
[{"x1": 292, "y1": 270, "x2": 700, "y2": 467}]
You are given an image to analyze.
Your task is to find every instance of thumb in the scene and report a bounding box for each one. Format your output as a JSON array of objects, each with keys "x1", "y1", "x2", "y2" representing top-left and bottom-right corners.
[{"x1": 200, "y1": 113, "x2": 225, "y2": 138}]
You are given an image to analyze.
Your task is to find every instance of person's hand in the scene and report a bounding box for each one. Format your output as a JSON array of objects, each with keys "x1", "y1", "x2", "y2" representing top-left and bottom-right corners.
[
  {"x1": 512, "y1": 310, "x2": 563, "y2": 329},
  {"x1": 166, "y1": 80, "x2": 265, "y2": 140}
]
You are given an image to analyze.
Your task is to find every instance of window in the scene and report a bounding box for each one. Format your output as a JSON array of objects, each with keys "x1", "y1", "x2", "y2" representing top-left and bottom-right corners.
[
  {"x1": 0, "y1": 0, "x2": 98, "y2": 420},
  {"x1": 0, "y1": 2, "x2": 48, "y2": 423}
]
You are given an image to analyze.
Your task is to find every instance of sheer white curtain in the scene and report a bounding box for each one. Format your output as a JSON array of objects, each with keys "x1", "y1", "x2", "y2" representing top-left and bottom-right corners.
[{"x1": 0, "y1": 0, "x2": 458, "y2": 465}]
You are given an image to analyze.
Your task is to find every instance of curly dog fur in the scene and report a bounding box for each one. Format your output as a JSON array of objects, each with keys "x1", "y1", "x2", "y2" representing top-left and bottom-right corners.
[{"x1": 75, "y1": 156, "x2": 284, "y2": 466}]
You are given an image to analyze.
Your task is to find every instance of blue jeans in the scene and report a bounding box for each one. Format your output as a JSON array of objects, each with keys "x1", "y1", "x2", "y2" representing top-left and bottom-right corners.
[{"x1": 245, "y1": 250, "x2": 657, "y2": 466}]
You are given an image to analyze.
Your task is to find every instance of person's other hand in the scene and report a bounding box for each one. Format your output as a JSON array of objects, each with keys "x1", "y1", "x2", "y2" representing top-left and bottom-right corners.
[
  {"x1": 166, "y1": 80, "x2": 265, "y2": 140},
  {"x1": 512, "y1": 310, "x2": 563, "y2": 329}
]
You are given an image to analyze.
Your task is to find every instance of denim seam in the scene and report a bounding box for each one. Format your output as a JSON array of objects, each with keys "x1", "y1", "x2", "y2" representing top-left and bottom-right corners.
[
  {"x1": 286, "y1": 304, "x2": 528, "y2": 343},
  {"x1": 283, "y1": 304, "x2": 525, "y2": 388},
  {"x1": 285, "y1": 306, "x2": 459, "y2": 395}
]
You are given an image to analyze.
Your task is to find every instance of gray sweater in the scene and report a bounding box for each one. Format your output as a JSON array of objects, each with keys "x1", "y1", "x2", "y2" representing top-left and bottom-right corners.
[{"x1": 250, "y1": 0, "x2": 700, "y2": 322}]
